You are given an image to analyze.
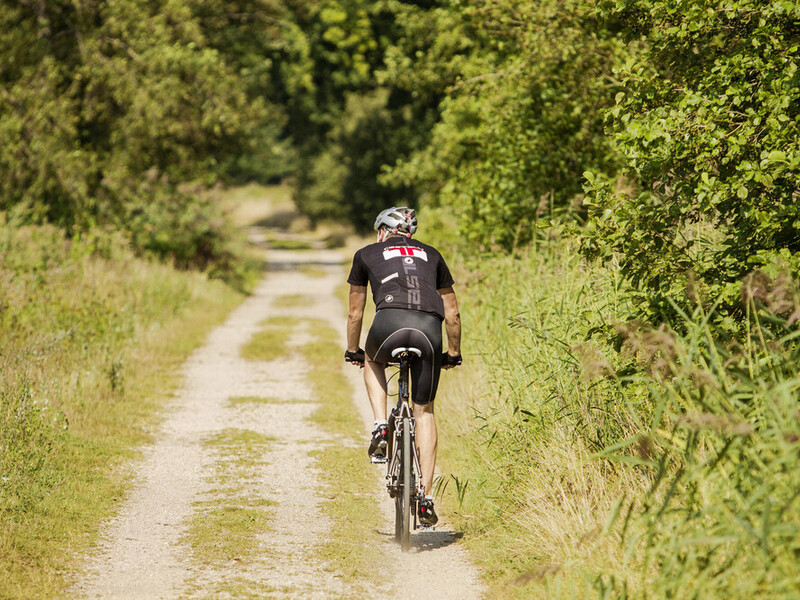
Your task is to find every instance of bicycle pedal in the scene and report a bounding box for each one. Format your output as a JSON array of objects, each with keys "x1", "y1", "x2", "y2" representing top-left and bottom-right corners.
[{"x1": 370, "y1": 456, "x2": 388, "y2": 464}]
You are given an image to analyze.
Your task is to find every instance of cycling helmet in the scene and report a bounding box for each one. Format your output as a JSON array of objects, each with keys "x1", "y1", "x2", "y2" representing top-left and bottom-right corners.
[{"x1": 373, "y1": 206, "x2": 417, "y2": 235}]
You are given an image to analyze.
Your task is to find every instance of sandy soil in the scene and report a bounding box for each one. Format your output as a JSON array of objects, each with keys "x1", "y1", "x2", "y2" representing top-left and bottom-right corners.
[{"x1": 73, "y1": 237, "x2": 484, "y2": 599}]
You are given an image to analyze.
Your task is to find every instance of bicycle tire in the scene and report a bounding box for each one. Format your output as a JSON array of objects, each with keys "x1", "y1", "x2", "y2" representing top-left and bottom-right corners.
[
  {"x1": 400, "y1": 415, "x2": 412, "y2": 551},
  {"x1": 394, "y1": 495, "x2": 402, "y2": 541}
]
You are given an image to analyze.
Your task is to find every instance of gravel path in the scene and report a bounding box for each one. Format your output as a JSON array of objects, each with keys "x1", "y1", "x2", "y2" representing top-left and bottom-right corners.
[{"x1": 73, "y1": 239, "x2": 484, "y2": 599}]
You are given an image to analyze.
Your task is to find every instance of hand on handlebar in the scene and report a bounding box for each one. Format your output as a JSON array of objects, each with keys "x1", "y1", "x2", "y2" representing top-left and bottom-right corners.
[
  {"x1": 441, "y1": 352, "x2": 462, "y2": 370},
  {"x1": 344, "y1": 348, "x2": 365, "y2": 367}
]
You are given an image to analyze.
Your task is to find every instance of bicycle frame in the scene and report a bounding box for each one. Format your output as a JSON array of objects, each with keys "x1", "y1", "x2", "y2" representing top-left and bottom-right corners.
[{"x1": 385, "y1": 347, "x2": 425, "y2": 551}]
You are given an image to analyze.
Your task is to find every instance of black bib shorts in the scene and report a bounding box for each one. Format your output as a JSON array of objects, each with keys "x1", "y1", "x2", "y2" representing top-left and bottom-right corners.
[{"x1": 365, "y1": 308, "x2": 443, "y2": 406}]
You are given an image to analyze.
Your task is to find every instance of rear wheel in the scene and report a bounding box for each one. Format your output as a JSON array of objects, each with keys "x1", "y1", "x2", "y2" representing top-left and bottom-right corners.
[
  {"x1": 394, "y1": 496, "x2": 402, "y2": 541},
  {"x1": 400, "y1": 416, "x2": 412, "y2": 552}
]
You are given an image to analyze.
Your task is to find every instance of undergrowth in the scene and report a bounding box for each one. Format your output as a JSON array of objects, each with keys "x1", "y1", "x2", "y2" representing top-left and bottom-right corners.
[
  {"x1": 432, "y1": 230, "x2": 800, "y2": 598},
  {"x1": 0, "y1": 218, "x2": 243, "y2": 599}
]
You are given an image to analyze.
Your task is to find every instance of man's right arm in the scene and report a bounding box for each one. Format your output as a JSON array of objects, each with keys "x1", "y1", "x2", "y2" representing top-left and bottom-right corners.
[
  {"x1": 439, "y1": 286, "x2": 461, "y2": 368},
  {"x1": 347, "y1": 285, "x2": 368, "y2": 355}
]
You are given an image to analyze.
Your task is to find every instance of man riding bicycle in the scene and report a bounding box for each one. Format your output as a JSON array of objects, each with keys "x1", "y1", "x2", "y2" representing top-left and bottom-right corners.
[{"x1": 344, "y1": 207, "x2": 462, "y2": 527}]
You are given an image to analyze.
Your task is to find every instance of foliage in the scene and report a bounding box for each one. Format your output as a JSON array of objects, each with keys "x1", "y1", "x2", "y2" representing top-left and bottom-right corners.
[
  {"x1": 427, "y1": 238, "x2": 641, "y2": 596},
  {"x1": 279, "y1": 0, "x2": 454, "y2": 230},
  {"x1": 294, "y1": 89, "x2": 415, "y2": 230},
  {"x1": 596, "y1": 289, "x2": 800, "y2": 597},
  {"x1": 0, "y1": 0, "x2": 273, "y2": 272},
  {"x1": 581, "y1": 0, "x2": 800, "y2": 324},
  {"x1": 190, "y1": 0, "x2": 296, "y2": 183},
  {"x1": 121, "y1": 184, "x2": 258, "y2": 289},
  {"x1": 384, "y1": 0, "x2": 627, "y2": 249},
  {"x1": 428, "y1": 229, "x2": 800, "y2": 597}
]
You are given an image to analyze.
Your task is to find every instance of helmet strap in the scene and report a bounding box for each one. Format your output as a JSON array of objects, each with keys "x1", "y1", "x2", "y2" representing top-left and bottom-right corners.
[{"x1": 377, "y1": 227, "x2": 412, "y2": 243}]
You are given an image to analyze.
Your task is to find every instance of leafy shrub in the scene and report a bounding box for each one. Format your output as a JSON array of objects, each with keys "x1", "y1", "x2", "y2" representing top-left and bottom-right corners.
[
  {"x1": 0, "y1": 0, "x2": 271, "y2": 274},
  {"x1": 386, "y1": 0, "x2": 627, "y2": 250},
  {"x1": 427, "y1": 227, "x2": 800, "y2": 596},
  {"x1": 120, "y1": 183, "x2": 257, "y2": 289},
  {"x1": 581, "y1": 0, "x2": 800, "y2": 325}
]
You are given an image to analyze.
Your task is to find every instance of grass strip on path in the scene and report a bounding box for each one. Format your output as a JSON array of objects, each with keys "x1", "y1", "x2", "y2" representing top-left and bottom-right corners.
[
  {"x1": 300, "y1": 319, "x2": 387, "y2": 593},
  {"x1": 241, "y1": 316, "x2": 301, "y2": 362},
  {"x1": 182, "y1": 429, "x2": 275, "y2": 566}
]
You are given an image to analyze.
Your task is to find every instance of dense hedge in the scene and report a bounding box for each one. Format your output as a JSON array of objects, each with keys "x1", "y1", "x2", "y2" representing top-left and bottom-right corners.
[{"x1": 582, "y1": 0, "x2": 800, "y2": 324}]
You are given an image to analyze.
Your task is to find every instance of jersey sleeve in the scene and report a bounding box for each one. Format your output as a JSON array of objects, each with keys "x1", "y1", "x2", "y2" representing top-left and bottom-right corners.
[
  {"x1": 347, "y1": 250, "x2": 368, "y2": 286},
  {"x1": 436, "y1": 253, "x2": 455, "y2": 289}
]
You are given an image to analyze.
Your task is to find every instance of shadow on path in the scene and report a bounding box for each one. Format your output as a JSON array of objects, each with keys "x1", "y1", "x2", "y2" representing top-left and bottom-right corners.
[{"x1": 374, "y1": 529, "x2": 464, "y2": 553}]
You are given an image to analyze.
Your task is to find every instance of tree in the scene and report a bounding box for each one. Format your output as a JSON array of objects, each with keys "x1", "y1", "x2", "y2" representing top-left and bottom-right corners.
[
  {"x1": 581, "y1": 0, "x2": 800, "y2": 324},
  {"x1": 384, "y1": 0, "x2": 627, "y2": 249},
  {"x1": 280, "y1": 0, "x2": 454, "y2": 230},
  {"x1": 0, "y1": 0, "x2": 272, "y2": 274}
]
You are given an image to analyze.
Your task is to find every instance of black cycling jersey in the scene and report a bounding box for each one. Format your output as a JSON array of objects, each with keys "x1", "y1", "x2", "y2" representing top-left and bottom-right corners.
[{"x1": 347, "y1": 237, "x2": 455, "y2": 320}]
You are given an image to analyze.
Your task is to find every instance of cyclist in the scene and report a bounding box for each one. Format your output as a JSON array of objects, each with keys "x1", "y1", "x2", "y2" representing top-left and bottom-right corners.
[{"x1": 344, "y1": 206, "x2": 462, "y2": 527}]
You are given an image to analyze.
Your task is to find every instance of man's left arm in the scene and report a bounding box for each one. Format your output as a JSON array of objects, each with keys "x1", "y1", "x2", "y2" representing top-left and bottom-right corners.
[{"x1": 439, "y1": 286, "x2": 461, "y2": 369}]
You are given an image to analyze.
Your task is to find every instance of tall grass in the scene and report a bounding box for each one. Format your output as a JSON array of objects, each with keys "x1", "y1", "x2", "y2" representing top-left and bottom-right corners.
[
  {"x1": 0, "y1": 216, "x2": 243, "y2": 598},
  {"x1": 432, "y1": 239, "x2": 641, "y2": 597},
  {"x1": 429, "y1": 222, "x2": 800, "y2": 597},
  {"x1": 599, "y1": 296, "x2": 800, "y2": 597}
]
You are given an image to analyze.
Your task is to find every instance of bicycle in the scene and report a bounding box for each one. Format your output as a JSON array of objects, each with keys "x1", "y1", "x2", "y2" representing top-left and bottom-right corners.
[{"x1": 383, "y1": 346, "x2": 427, "y2": 552}]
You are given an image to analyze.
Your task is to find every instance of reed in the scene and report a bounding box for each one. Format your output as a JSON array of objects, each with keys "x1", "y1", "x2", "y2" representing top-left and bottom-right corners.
[{"x1": 433, "y1": 230, "x2": 800, "y2": 598}]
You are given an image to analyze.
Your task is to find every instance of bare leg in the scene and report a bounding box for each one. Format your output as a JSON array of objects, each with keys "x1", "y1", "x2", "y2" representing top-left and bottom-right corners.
[
  {"x1": 413, "y1": 402, "x2": 437, "y2": 495},
  {"x1": 364, "y1": 357, "x2": 387, "y2": 421}
]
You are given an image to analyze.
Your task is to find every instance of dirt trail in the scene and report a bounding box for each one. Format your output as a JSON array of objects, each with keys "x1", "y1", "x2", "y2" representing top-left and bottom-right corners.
[{"x1": 74, "y1": 234, "x2": 484, "y2": 599}]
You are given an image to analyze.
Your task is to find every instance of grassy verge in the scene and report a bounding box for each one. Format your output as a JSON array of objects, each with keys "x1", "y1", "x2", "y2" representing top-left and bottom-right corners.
[
  {"x1": 0, "y1": 221, "x2": 245, "y2": 599},
  {"x1": 431, "y1": 241, "x2": 640, "y2": 598},
  {"x1": 431, "y1": 227, "x2": 800, "y2": 597}
]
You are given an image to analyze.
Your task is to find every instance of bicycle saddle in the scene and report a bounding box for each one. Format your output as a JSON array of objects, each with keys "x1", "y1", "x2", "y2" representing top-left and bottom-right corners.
[{"x1": 390, "y1": 347, "x2": 422, "y2": 358}]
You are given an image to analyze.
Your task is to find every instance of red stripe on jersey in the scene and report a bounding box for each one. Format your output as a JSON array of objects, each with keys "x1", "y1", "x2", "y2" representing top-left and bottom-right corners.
[{"x1": 383, "y1": 246, "x2": 428, "y2": 261}]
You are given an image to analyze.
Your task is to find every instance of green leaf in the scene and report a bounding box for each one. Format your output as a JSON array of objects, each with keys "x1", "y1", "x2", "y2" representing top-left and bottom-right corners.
[{"x1": 767, "y1": 150, "x2": 787, "y2": 163}]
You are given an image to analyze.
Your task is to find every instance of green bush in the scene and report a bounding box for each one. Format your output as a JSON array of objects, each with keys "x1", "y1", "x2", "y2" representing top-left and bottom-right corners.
[
  {"x1": 581, "y1": 0, "x2": 800, "y2": 326},
  {"x1": 385, "y1": 0, "x2": 627, "y2": 250},
  {"x1": 0, "y1": 0, "x2": 272, "y2": 274},
  {"x1": 120, "y1": 184, "x2": 258, "y2": 289}
]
